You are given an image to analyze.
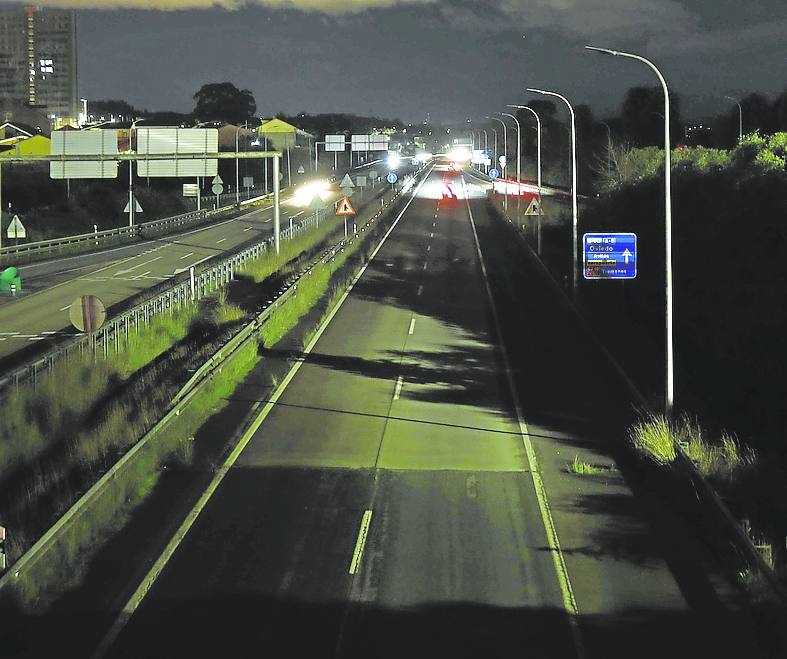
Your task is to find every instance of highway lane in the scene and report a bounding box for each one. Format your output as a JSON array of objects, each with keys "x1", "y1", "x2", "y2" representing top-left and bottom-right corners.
[
  {"x1": 106, "y1": 165, "x2": 577, "y2": 658},
  {"x1": 100, "y1": 164, "x2": 760, "y2": 659},
  {"x1": 0, "y1": 200, "x2": 283, "y2": 360},
  {"x1": 0, "y1": 163, "x2": 388, "y2": 363}
]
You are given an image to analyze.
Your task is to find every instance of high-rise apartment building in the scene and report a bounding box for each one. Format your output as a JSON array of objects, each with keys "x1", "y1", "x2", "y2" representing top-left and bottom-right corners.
[{"x1": 0, "y1": 4, "x2": 77, "y2": 125}]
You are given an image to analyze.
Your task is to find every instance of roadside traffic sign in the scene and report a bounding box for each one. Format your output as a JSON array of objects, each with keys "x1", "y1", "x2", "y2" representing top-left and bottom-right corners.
[
  {"x1": 339, "y1": 173, "x2": 355, "y2": 188},
  {"x1": 335, "y1": 196, "x2": 356, "y2": 216},
  {"x1": 356, "y1": 175, "x2": 367, "y2": 188},
  {"x1": 583, "y1": 232, "x2": 637, "y2": 279},
  {"x1": 297, "y1": 165, "x2": 305, "y2": 175},
  {"x1": 123, "y1": 197, "x2": 143, "y2": 214},
  {"x1": 524, "y1": 198, "x2": 541, "y2": 215},
  {"x1": 368, "y1": 170, "x2": 378, "y2": 181},
  {"x1": 243, "y1": 176, "x2": 254, "y2": 188},
  {"x1": 489, "y1": 168, "x2": 500, "y2": 179},
  {"x1": 498, "y1": 155, "x2": 506, "y2": 168},
  {"x1": 6, "y1": 215, "x2": 25, "y2": 240},
  {"x1": 386, "y1": 172, "x2": 398, "y2": 184}
]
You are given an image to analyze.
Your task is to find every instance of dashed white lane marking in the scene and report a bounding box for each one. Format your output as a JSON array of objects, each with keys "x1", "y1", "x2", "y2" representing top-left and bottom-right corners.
[
  {"x1": 423, "y1": 262, "x2": 428, "y2": 271},
  {"x1": 264, "y1": 218, "x2": 272, "y2": 223},
  {"x1": 430, "y1": 232, "x2": 434, "y2": 238},
  {"x1": 59, "y1": 305, "x2": 71, "y2": 311},
  {"x1": 291, "y1": 210, "x2": 305, "y2": 218},
  {"x1": 179, "y1": 252, "x2": 194, "y2": 259},
  {"x1": 432, "y1": 222, "x2": 436, "y2": 227},
  {"x1": 349, "y1": 510, "x2": 373, "y2": 575},
  {"x1": 393, "y1": 376, "x2": 404, "y2": 400},
  {"x1": 216, "y1": 238, "x2": 227, "y2": 244},
  {"x1": 243, "y1": 227, "x2": 252, "y2": 232},
  {"x1": 417, "y1": 285, "x2": 423, "y2": 296},
  {"x1": 408, "y1": 318, "x2": 416, "y2": 335},
  {"x1": 114, "y1": 256, "x2": 161, "y2": 276},
  {"x1": 28, "y1": 337, "x2": 45, "y2": 341},
  {"x1": 427, "y1": 245, "x2": 431, "y2": 252},
  {"x1": 0, "y1": 332, "x2": 20, "y2": 335}
]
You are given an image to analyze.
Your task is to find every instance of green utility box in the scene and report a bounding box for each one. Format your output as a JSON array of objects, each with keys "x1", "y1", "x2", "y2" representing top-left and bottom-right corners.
[{"x1": 0, "y1": 267, "x2": 21, "y2": 293}]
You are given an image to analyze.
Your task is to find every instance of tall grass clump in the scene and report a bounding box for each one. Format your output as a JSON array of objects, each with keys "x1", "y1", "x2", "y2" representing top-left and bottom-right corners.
[
  {"x1": 628, "y1": 414, "x2": 756, "y2": 482},
  {"x1": 241, "y1": 214, "x2": 340, "y2": 283}
]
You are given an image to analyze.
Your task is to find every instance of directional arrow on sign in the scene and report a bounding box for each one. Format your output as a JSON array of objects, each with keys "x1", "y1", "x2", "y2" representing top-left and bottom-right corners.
[{"x1": 622, "y1": 248, "x2": 632, "y2": 264}]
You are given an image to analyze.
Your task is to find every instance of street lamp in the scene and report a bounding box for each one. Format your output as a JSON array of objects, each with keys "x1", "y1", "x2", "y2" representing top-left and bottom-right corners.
[
  {"x1": 526, "y1": 88, "x2": 578, "y2": 299},
  {"x1": 586, "y1": 44, "x2": 674, "y2": 417},
  {"x1": 488, "y1": 126, "x2": 498, "y2": 174},
  {"x1": 487, "y1": 115, "x2": 508, "y2": 210},
  {"x1": 499, "y1": 112, "x2": 521, "y2": 185},
  {"x1": 234, "y1": 121, "x2": 248, "y2": 205},
  {"x1": 128, "y1": 117, "x2": 152, "y2": 229},
  {"x1": 509, "y1": 105, "x2": 542, "y2": 255},
  {"x1": 725, "y1": 95, "x2": 743, "y2": 143},
  {"x1": 481, "y1": 128, "x2": 489, "y2": 173}
]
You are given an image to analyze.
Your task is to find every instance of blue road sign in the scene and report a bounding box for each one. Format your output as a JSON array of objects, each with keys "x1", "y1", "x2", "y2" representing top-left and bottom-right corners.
[
  {"x1": 387, "y1": 172, "x2": 398, "y2": 184},
  {"x1": 583, "y1": 232, "x2": 637, "y2": 279},
  {"x1": 489, "y1": 168, "x2": 500, "y2": 179}
]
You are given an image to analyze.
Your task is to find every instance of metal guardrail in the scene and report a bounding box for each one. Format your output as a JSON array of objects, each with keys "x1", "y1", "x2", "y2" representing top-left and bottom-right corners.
[
  {"x1": 0, "y1": 189, "x2": 274, "y2": 265},
  {"x1": 0, "y1": 170, "x2": 418, "y2": 595},
  {"x1": 0, "y1": 205, "x2": 316, "y2": 395}
]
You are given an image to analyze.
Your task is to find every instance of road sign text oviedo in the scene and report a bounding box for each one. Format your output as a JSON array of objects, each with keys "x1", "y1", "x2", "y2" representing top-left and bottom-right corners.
[{"x1": 583, "y1": 232, "x2": 637, "y2": 279}]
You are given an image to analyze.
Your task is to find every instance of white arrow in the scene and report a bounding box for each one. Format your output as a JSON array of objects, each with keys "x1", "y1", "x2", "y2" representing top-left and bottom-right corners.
[
  {"x1": 173, "y1": 255, "x2": 212, "y2": 275},
  {"x1": 622, "y1": 248, "x2": 632, "y2": 264},
  {"x1": 114, "y1": 256, "x2": 161, "y2": 276}
]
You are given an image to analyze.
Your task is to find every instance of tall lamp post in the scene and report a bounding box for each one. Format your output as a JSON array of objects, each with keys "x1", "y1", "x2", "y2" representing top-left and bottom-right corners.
[
  {"x1": 586, "y1": 45, "x2": 674, "y2": 417},
  {"x1": 526, "y1": 88, "x2": 578, "y2": 299},
  {"x1": 508, "y1": 104, "x2": 542, "y2": 254},
  {"x1": 499, "y1": 112, "x2": 521, "y2": 185},
  {"x1": 487, "y1": 115, "x2": 508, "y2": 210},
  {"x1": 481, "y1": 128, "x2": 489, "y2": 173},
  {"x1": 725, "y1": 95, "x2": 743, "y2": 143}
]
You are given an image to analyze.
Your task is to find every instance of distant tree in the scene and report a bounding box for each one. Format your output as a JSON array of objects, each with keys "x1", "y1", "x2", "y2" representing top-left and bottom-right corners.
[
  {"x1": 740, "y1": 92, "x2": 775, "y2": 134},
  {"x1": 527, "y1": 100, "x2": 557, "y2": 120},
  {"x1": 621, "y1": 85, "x2": 682, "y2": 147},
  {"x1": 193, "y1": 82, "x2": 256, "y2": 124}
]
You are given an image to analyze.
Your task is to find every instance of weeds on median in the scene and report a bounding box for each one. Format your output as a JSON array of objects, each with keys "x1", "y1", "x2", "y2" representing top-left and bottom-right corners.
[
  {"x1": 566, "y1": 455, "x2": 608, "y2": 475},
  {"x1": 628, "y1": 414, "x2": 756, "y2": 482}
]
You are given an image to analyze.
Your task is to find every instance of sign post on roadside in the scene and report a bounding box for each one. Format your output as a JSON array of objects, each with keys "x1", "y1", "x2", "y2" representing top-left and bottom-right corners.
[
  {"x1": 335, "y1": 195, "x2": 356, "y2": 238},
  {"x1": 212, "y1": 175, "x2": 224, "y2": 209},
  {"x1": 6, "y1": 215, "x2": 25, "y2": 243},
  {"x1": 583, "y1": 232, "x2": 637, "y2": 280}
]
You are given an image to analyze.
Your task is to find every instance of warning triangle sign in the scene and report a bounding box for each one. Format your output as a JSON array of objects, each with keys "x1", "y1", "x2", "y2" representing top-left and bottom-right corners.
[
  {"x1": 524, "y1": 197, "x2": 541, "y2": 216},
  {"x1": 335, "y1": 196, "x2": 356, "y2": 217},
  {"x1": 339, "y1": 173, "x2": 355, "y2": 188},
  {"x1": 123, "y1": 197, "x2": 143, "y2": 213}
]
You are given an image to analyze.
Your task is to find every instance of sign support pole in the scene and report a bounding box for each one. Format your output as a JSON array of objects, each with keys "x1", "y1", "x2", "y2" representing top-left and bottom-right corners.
[
  {"x1": 128, "y1": 161, "x2": 134, "y2": 229},
  {"x1": 0, "y1": 161, "x2": 3, "y2": 254},
  {"x1": 273, "y1": 155, "x2": 281, "y2": 255}
]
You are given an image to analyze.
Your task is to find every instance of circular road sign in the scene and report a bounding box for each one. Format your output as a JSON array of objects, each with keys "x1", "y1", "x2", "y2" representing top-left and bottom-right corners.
[
  {"x1": 69, "y1": 295, "x2": 107, "y2": 333},
  {"x1": 489, "y1": 168, "x2": 500, "y2": 179},
  {"x1": 212, "y1": 183, "x2": 224, "y2": 195},
  {"x1": 387, "y1": 172, "x2": 398, "y2": 184}
]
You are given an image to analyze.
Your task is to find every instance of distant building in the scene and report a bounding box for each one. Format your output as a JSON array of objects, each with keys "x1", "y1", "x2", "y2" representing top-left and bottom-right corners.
[{"x1": 0, "y1": 5, "x2": 78, "y2": 128}]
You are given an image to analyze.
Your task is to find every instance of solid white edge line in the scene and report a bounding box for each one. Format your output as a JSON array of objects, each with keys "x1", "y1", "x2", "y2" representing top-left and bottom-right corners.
[
  {"x1": 90, "y1": 164, "x2": 433, "y2": 659},
  {"x1": 461, "y1": 176, "x2": 586, "y2": 659},
  {"x1": 349, "y1": 510, "x2": 373, "y2": 575},
  {"x1": 408, "y1": 318, "x2": 416, "y2": 335}
]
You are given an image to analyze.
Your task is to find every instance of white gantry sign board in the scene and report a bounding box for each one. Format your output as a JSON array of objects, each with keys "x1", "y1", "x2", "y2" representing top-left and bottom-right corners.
[
  {"x1": 351, "y1": 134, "x2": 390, "y2": 152},
  {"x1": 325, "y1": 135, "x2": 346, "y2": 152},
  {"x1": 50, "y1": 130, "x2": 119, "y2": 179},
  {"x1": 136, "y1": 128, "x2": 218, "y2": 178}
]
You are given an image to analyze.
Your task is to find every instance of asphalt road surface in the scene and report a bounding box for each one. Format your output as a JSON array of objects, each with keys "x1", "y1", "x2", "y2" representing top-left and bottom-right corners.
[
  {"x1": 0, "y1": 163, "x2": 385, "y2": 364},
  {"x1": 104, "y1": 165, "x2": 760, "y2": 659}
]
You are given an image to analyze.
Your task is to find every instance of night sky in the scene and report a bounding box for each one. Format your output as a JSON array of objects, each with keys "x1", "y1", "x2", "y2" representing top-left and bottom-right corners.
[{"x1": 10, "y1": 0, "x2": 787, "y2": 122}]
